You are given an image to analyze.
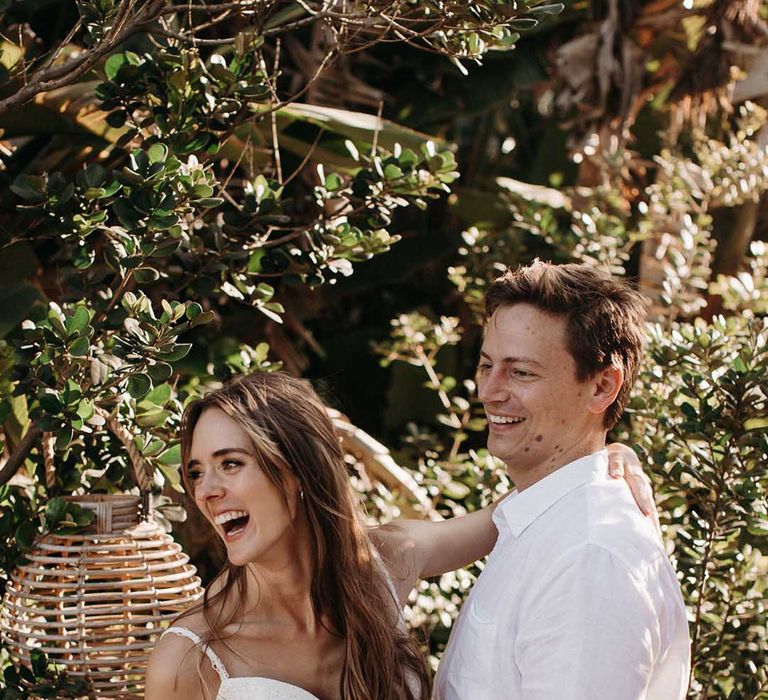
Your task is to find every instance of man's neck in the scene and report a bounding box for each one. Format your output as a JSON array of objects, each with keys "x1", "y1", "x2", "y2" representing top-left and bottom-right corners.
[{"x1": 510, "y1": 435, "x2": 607, "y2": 492}]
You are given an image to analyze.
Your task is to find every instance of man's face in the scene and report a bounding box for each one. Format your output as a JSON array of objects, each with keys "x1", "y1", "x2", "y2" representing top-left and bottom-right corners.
[{"x1": 477, "y1": 303, "x2": 605, "y2": 487}]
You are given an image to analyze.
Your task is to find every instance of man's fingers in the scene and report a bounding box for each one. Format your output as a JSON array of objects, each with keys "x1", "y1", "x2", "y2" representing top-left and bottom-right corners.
[
  {"x1": 639, "y1": 480, "x2": 655, "y2": 516},
  {"x1": 652, "y1": 508, "x2": 663, "y2": 541},
  {"x1": 608, "y1": 457, "x2": 626, "y2": 479},
  {"x1": 625, "y1": 471, "x2": 655, "y2": 515}
]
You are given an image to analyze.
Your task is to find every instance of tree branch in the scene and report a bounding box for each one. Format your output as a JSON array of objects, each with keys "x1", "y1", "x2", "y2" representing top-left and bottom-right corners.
[
  {"x1": 0, "y1": 0, "x2": 166, "y2": 117},
  {"x1": 0, "y1": 423, "x2": 43, "y2": 487}
]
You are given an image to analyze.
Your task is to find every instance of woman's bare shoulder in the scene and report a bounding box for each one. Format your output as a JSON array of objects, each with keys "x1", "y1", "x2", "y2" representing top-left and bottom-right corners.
[
  {"x1": 145, "y1": 629, "x2": 203, "y2": 698},
  {"x1": 145, "y1": 610, "x2": 218, "y2": 700}
]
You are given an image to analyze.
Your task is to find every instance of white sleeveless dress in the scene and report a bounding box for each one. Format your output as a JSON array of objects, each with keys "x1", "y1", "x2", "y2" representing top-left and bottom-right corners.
[{"x1": 160, "y1": 626, "x2": 320, "y2": 700}]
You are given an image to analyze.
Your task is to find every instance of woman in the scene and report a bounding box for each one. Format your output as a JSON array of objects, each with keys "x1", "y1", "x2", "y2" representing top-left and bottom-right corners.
[{"x1": 146, "y1": 372, "x2": 654, "y2": 700}]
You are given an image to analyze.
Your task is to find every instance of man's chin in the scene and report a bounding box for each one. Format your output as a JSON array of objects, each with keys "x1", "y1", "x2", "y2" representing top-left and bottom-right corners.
[{"x1": 487, "y1": 441, "x2": 533, "y2": 469}]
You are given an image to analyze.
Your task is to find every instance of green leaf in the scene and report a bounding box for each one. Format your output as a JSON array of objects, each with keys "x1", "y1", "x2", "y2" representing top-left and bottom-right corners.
[
  {"x1": 134, "y1": 266, "x2": 161, "y2": 282},
  {"x1": 324, "y1": 172, "x2": 344, "y2": 191},
  {"x1": 15, "y1": 520, "x2": 37, "y2": 551},
  {"x1": 154, "y1": 238, "x2": 181, "y2": 257},
  {"x1": 158, "y1": 443, "x2": 181, "y2": 466},
  {"x1": 63, "y1": 378, "x2": 82, "y2": 405},
  {"x1": 510, "y1": 18, "x2": 539, "y2": 30},
  {"x1": 127, "y1": 373, "x2": 152, "y2": 399},
  {"x1": 185, "y1": 302, "x2": 202, "y2": 320},
  {"x1": 383, "y1": 164, "x2": 403, "y2": 180},
  {"x1": 39, "y1": 393, "x2": 63, "y2": 414},
  {"x1": 192, "y1": 184, "x2": 215, "y2": 198},
  {"x1": 10, "y1": 178, "x2": 45, "y2": 202},
  {"x1": 106, "y1": 109, "x2": 128, "y2": 128},
  {"x1": 149, "y1": 214, "x2": 179, "y2": 230},
  {"x1": 195, "y1": 197, "x2": 224, "y2": 208},
  {"x1": 191, "y1": 310, "x2": 215, "y2": 327},
  {"x1": 45, "y1": 497, "x2": 67, "y2": 529},
  {"x1": 68, "y1": 336, "x2": 90, "y2": 356},
  {"x1": 746, "y1": 517, "x2": 768, "y2": 537},
  {"x1": 158, "y1": 461, "x2": 182, "y2": 490},
  {"x1": 104, "y1": 53, "x2": 127, "y2": 80},
  {"x1": 158, "y1": 343, "x2": 192, "y2": 362},
  {"x1": 66, "y1": 305, "x2": 91, "y2": 336},
  {"x1": 55, "y1": 423, "x2": 73, "y2": 451},
  {"x1": 147, "y1": 361, "x2": 173, "y2": 382},
  {"x1": 76, "y1": 398, "x2": 95, "y2": 421},
  {"x1": 145, "y1": 383, "x2": 171, "y2": 406},
  {"x1": 527, "y1": 3, "x2": 564, "y2": 15},
  {"x1": 247, "y1": 249, "x2": 267, "y2": 273},
  {"x1": 136, "y1": 407, "x2": 171, "y2": 428}
]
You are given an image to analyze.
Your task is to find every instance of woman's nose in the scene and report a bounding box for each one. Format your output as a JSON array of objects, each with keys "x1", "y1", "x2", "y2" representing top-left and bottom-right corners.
[{"x1": 195, "y1": 470, "x2": 224, "y2": 502}]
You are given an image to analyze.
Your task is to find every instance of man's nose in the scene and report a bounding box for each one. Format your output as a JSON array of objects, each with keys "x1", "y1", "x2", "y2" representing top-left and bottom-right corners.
[{"x1": 478, "y1": 368, "x2": 508, "y2": 404}]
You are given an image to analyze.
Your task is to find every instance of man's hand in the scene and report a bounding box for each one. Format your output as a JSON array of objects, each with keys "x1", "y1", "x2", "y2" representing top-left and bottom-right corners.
[{"x1": 606, "y1": 444, "x2": 662, "y2": 539}]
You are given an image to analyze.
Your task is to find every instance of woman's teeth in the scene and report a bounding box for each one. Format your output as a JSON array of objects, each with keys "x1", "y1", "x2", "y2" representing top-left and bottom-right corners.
[
  {"x1": 214, "y1": 510, "x2": 250, "y2": 536},
  {"x1": 214, "y1": 510, "x2": 248, "y2": 525}
]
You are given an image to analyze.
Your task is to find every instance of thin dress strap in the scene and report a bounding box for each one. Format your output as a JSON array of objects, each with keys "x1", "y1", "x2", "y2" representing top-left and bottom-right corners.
[{"x1": 161, "y1": 626, "x2": 230, "y2": 681}]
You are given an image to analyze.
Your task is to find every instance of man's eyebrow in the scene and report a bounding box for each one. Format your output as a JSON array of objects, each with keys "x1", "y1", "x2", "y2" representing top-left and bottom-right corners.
[
  {"x1": 186, "y1": 447, "x2": 252, "y2": 469},
  {"x1": 478, "y1": 350, "x2": 544, "y2": 367}
]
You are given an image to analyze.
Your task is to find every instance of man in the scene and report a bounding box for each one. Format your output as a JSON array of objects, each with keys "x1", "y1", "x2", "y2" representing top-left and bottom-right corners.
[{"x1": 431, "y1": 261, "x2": 690, "y2": 699}]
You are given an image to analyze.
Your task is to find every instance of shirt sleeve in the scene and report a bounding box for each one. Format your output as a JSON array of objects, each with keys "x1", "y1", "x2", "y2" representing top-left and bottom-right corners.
[{"x1": 514, "y1": 543, "x2": 660, "y2": 700}]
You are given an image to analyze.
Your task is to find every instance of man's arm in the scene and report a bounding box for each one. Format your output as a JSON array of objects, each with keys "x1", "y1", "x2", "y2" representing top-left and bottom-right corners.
[{"x1": 516, "y1": 543, "x2": 659, "y2": 700}]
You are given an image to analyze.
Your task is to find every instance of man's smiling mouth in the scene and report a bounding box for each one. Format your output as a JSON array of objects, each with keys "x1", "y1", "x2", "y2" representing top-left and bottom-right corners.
[{"x1": 488, "y1": 414, "x2": 526, "y2": 425}]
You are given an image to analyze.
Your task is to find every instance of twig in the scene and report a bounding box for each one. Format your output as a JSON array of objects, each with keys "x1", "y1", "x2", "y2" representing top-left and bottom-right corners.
[
  {"x1": 270, "y1": 38, "x2": 283, "y2": 184},
  {"x1": 371, "y1": 99, "x2": 383, "y2": 156},
  {"x1": 0, "y1": 423, "x2": 43, "y2": 487},
  {"x1": 91, "y1": 271, "x2": 135, "y2": 329},
  {"x1": 281, "y1": 127, "x2": 325, "y2": 187}
]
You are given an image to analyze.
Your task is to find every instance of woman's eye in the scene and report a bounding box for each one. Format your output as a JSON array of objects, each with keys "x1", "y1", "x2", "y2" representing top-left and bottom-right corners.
[
  {"x1": 222, "y1": 459, "x2": 242, "y2": 470},
  {"x1": 187, "y1": 470, "x2": 202, "y2": 482}
]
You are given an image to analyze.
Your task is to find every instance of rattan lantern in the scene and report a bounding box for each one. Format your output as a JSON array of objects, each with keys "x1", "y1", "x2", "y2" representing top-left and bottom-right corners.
[{"x1": 0, "y1": 413, "x2": 203, "y2": 698}]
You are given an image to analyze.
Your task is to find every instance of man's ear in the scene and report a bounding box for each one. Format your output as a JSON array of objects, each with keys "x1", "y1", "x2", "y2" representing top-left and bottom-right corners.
[{"x1": 587, "y1": 364, "x2": 623, "y2": 416}]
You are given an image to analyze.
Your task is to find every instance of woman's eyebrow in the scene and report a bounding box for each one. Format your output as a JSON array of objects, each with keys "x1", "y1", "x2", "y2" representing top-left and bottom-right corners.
[{"x1": 186, "y1": 447, "x2": 252, "y2": 469}]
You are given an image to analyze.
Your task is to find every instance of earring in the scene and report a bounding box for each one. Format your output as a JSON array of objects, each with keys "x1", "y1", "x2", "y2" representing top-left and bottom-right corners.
[{"x1": 300, "y1": 490, "x2": 305, "y2": 502}]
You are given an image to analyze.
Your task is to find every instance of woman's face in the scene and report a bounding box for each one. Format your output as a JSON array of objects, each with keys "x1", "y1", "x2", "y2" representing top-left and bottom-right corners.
[{"x1": 185, "y1": 407, "x2": 301, "y2": 567}]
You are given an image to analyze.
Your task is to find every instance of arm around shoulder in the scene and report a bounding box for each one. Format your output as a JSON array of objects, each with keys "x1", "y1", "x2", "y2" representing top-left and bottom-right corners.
[{"x1": 371, "y1": 499, "x2": 503, "y2": 602}]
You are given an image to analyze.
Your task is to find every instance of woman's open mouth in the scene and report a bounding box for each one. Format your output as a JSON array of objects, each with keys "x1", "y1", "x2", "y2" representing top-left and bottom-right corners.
[{"x1": 214, "y1": 510, "x2": 251, "y2": 540}]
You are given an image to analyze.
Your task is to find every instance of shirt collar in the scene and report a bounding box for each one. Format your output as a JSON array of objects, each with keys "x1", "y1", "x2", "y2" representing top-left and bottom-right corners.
[{"x1": 493, "y1": 449, "x2": 608, "y2": 538}]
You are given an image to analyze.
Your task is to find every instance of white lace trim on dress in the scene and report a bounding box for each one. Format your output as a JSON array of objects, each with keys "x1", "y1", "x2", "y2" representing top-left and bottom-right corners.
[{"x1": 161, "y1": 626, "x2": 231, "y2": 680}]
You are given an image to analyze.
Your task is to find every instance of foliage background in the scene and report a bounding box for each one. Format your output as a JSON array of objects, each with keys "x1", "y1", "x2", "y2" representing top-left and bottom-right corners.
[{"x1": 0, "y1": 0, "x2": 767, "y2": 698}]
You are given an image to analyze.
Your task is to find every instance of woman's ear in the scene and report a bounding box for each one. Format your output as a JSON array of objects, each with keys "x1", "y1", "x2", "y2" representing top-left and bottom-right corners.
[{"x1": 587, "y1": 364, "x2": 623, "y2": 417}]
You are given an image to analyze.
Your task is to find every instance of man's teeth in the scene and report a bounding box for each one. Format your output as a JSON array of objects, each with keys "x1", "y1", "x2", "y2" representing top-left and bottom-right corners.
[
  {"x1": 214, "y1": 510, "x2": 248, "y2": 525},
  {"x1": 488, "y1": 415, "x2": 525, "y2": 424}
]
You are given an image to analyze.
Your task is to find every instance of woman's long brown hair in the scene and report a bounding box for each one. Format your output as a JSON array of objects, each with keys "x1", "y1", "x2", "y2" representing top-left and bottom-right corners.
[{"x1": 177, "y1": 371, "x2": 431, "y2": 699}]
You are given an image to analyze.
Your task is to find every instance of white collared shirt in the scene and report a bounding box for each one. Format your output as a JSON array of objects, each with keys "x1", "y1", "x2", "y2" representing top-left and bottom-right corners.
[{"x1": 433, "y1": 450, "x2": 690, "y2": 700}]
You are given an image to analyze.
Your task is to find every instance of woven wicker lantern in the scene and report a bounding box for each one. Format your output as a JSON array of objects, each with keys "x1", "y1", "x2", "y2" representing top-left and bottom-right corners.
[{"x1": 0, "y1": 413, "x2": 203, "y2": 698}]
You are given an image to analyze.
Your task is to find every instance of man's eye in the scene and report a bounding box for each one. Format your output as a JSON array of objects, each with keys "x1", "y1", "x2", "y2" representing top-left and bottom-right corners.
[
  {"x1": 513, "y1": 369, "x2": 533, "y2": 378},
  {"x1": 477, "y1": 364, "x2": 491, "y2": 373}
]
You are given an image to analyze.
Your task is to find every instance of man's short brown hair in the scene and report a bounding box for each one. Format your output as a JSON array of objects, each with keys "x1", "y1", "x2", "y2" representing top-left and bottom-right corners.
[{"x1": 485, "y1": 261, "x2": 647, "y2": 429}]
